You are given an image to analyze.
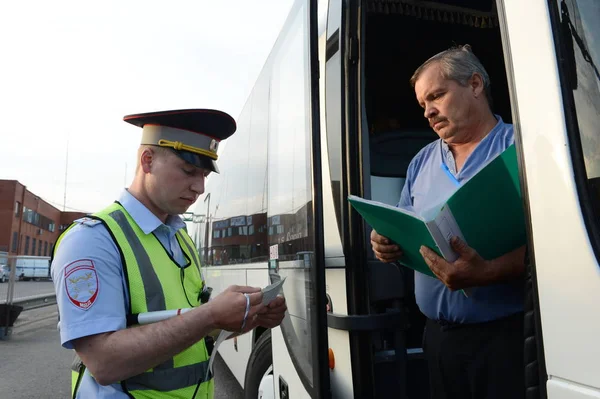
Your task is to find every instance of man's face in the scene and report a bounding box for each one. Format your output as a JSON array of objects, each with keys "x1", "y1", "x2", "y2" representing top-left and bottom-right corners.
[
  {"x1": 414, "y1": 63, "x2": 476, "y2": 142},
  {"x1": 146, "y1": 149, "x2": 208, "y2": 216}
]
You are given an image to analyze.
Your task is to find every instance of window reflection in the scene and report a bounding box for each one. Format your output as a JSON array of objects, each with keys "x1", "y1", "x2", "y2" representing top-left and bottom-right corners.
[
  {"x1": 193, "y1": 2, "x2": 318, "y2": 392},
  {"x1": 267, "y1": 4, "x2": 316, "y2": 389},
  {"x1": 208, "y1": 213, "x2": 268, "y2": 265},
  {"x1": 558, "y1": 0, "x2": 600, "y2": 178},
  {"x1": 556, "y1": 0, "x2": 600, "y2": 234}
]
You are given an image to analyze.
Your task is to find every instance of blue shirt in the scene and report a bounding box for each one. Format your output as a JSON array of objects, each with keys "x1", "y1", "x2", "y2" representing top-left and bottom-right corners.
[
  {"x1": 398, "y1": 116, "x2": 524, "y2": 323},
  {"x1": 51, "y1": 190, "x2": 188, "y2": 398}
]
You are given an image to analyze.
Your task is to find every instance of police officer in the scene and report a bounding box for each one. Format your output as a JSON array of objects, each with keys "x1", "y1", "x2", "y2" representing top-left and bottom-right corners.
[{"x1": 51, "y1": 109, "x2": 287, "y2": 398}]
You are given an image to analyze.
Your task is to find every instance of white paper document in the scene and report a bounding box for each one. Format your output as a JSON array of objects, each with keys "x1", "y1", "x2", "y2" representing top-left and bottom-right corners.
[
  {"x1": 423, "y1": 204, "x2": 465, "y2": 263},
  {"x1": 261, "y1": 277, "x2": 286, "y2": 306},
  {"x1": 425, "y1": 205, "x2": 472, "y2": 297},
  {"x1": 206, "y1": 330, "x2": 234, "y2": 380},
  {"x1": 206, "y1": 277, "x2": 287, "y2": 380}
]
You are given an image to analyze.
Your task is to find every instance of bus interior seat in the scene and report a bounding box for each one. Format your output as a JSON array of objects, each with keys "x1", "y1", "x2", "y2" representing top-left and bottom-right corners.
[
  {"x1": 369, "y1": 129, "x2": 437, "y2": 202},
  {"x1": 368, "y1": 129, "x2": 436, "y2": 399},
  {"x1": 368, "y1": 129, "x2": 437, "y2": 303}
]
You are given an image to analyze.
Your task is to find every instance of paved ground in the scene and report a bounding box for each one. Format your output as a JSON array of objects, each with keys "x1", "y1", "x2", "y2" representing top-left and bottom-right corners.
[
  {"x1": 0, "y1": 306, "x2": 71, "y2": 398},
  {"x1": 0, "y1": 306, "x2": 243, "y2": 398}
]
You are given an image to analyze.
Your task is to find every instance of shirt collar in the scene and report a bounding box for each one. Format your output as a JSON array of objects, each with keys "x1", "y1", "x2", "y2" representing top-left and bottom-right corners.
[{"x1": 118, "y1": 190, "x2": 186, "y2": 235}]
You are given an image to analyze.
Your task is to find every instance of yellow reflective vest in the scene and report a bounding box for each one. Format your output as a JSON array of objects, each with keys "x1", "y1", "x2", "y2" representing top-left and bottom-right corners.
[{"x1": 58, "y1": 202, "x2": 213, "y2": 399}]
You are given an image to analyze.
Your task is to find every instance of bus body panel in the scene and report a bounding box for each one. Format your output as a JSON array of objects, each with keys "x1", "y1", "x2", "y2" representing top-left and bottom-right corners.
[
  {"x1": 503, "y1": 0, "x2": 600, "y2": 393},
  {"x1": 194, "y1": 0, "x2": 600, "y2": 397},
  {"x1": 326, "y1": 268, "x2": 354, "y2": 399},
  {"x1": 204, "y1": 265, "x2": 256, "y2": 387},
  {"x1": 548, "y1": 379, "x2": 600, "y2": 399}
]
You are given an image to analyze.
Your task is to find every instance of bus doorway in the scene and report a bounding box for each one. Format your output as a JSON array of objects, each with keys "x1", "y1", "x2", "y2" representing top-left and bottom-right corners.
[{"x1": 329, "y1": 0, "x2": 515, "y2": 397}]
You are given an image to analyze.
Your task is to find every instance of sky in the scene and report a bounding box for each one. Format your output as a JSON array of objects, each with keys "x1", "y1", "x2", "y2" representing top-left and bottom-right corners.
[{"x1": 0, "y1": 0, "x2": 294, "y2": 213}]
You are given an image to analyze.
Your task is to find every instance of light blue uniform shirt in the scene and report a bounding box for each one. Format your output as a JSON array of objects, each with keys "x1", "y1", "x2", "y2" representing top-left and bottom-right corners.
[
  {"x1": 51, "y1": 190, "x2": 188, "y2": 398},
  {"x1": 398, "y1": 116, "x2": 524, "y2": 324}
]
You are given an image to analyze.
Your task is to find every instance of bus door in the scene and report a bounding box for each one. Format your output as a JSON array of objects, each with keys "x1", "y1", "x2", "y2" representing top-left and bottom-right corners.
[
  {"x1": 501, "y1": 0, "x2": 600, "y2": 397},
  {"x1": 266, "y1": 0, "x2": 330, "y2": 398},
  {"x1": 324, "y1": 0, "x2": 538, "y2": 398},
  {"x1": 323, "y1": 0, "x2": 421, "y2": 397}
]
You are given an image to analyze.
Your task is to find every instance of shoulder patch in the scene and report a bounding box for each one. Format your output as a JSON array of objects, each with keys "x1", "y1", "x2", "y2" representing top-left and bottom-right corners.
[
  {"x1": 64, "y1": 259, "x2": 99, "y2": 310},
  {"x1": 74, "y1": 217, "x2": 102, "y2": 227}
]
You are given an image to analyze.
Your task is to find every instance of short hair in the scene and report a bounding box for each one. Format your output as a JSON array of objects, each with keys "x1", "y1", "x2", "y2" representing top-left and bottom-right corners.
[
  {"x1": 409, "y1": 44, "x2": 493, "y2": 108},
  {"x1": 137, "y1": 144, "x2": 171, "y2": 158},
  {"x1": 135, "y1": 145, "x2": 172, "y2": 172}
]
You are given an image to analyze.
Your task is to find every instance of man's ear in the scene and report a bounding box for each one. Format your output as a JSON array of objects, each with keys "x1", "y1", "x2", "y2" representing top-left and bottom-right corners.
[
  {"x1": 469, "y1": 73, "x2": 485, "y2": 99},
  {"x1": 140, "y1": 147, "x2": 155, "y2": 173}
]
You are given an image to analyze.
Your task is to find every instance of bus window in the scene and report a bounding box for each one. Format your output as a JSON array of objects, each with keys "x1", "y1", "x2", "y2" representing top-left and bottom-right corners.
[
  {"x1": 553, "y1": 0, "x2": 600, "y2": 251},
  {"x1": 205, "y1": 99, "x2": 252, "y2": 266},
  {"x1": 267, "y1": 2, "x2": 316, "y2": 391},
  {"x1": 246, "y1": 73, "x2": 270, "y2": 264}
]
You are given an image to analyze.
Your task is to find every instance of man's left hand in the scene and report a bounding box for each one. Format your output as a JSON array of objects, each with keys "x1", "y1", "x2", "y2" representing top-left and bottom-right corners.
[
  {"x1": 420, "y1": 236, "x2": 490, "y2": 291},
  {"x1": 256, "y1": 296, "x2": 287, "y2": 328}
]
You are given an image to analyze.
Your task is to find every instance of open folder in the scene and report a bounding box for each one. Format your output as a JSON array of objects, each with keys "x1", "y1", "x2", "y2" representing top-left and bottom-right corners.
[{"x1": 349, "y1": 144, "x2": 526, "y2": 279}]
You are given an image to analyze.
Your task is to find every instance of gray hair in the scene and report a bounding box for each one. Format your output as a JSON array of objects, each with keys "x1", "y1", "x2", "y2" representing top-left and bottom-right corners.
[{"x1": 410, "y1": 44, "x2": 493, "y2": 108}]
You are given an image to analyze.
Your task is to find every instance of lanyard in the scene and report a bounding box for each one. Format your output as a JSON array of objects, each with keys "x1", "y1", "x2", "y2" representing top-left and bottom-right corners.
[{"x1": 441, "y1": 162, "x2": 461, "y2": 187}]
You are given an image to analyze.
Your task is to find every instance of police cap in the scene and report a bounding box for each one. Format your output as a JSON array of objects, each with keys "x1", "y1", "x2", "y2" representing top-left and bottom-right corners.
[{"x1": 123, "y1": 109, "x2": 236, "y2": 173}]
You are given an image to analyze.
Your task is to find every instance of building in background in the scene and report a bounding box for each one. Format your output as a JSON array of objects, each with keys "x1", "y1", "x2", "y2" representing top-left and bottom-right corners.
[{"x1": 0, "y1": 180, "x2": 88, "y2": 256}]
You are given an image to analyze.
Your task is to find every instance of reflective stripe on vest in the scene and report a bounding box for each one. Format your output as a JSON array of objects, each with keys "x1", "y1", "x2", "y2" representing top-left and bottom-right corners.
[
  {"x1": 126, "y1": 362, "x2": 209, "y2": 391},
  {"x1": 87, "y1": 202, "x2": 213, "y2": 398}
]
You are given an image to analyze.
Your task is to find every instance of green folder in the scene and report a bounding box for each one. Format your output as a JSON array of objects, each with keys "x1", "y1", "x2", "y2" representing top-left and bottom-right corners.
[{"x1": 348, "y1": 144, "x2": 526, "y2": 277}]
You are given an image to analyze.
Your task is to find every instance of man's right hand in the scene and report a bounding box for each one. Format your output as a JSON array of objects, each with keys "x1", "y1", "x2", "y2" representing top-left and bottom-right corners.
[
  {"x1": 207, "y1": 285, "x2": 264, "y2": 333},
  {"x1": 371, "y1": 229, "x2": 403, "y2": 263},
  {"x1": 71, "y1": 285, "x2": 265, "y2": 385}
]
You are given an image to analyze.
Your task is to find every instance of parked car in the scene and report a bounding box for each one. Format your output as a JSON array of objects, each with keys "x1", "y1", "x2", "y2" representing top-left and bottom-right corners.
[{"x1": 0, "y1": 264, "x2": 8, "y2": 283}]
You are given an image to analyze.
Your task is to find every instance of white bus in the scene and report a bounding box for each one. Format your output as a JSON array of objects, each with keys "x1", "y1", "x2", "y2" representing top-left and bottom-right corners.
[{"x1": 189, "y1": 0, "x2": 600, "y2": 398}]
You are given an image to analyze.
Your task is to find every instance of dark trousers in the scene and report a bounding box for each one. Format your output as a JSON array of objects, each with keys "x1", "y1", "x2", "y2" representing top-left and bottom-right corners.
[{"x1": 424, "y1": 312, "x2": 525, "y2": 399}]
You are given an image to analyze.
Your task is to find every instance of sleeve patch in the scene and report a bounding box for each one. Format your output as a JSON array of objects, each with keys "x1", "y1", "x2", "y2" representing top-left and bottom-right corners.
[{"x1": 64, "y1": 259, "x2": 99, "y2": 311}]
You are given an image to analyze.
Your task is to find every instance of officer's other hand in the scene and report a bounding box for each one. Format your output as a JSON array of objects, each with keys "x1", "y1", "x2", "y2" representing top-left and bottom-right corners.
[
  {"x1": 256, "y1": 296, "x2": 287, "y2": 328},
  {"x1": 371, "y1": 229, "x2": 403, "y2": 263},
  {"x1": 208, "y1": 285, "x2": 264, "y2": 332}
]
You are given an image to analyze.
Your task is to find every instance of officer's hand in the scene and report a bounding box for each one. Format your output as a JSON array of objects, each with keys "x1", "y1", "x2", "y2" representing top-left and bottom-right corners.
[
  {"x1": 256, "y1": 296, "x2": 287, "y2": 328},
  {"x1": 208, "y1": 285, "x2": 264, "y2": 333},
  {"x1": 371, "y1": 229, "x2": 403, "y2": 263},
  {"x1": 420, "y1": 237, "x2": 488, "y2": 291}
]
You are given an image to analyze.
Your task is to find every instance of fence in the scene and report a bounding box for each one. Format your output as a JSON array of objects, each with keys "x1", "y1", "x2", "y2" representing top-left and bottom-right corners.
[{"x1": 0, "y1": 253, "x2": 56, "y2": 338}]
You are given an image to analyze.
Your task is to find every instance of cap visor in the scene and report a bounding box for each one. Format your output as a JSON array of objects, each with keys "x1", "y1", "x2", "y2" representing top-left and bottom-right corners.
[{"x1": 172, "y1": 150, "x2": 219, "y2": 173}]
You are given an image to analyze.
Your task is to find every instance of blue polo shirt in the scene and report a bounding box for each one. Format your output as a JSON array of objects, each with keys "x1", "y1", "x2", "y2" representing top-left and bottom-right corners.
[
  {"x1": 51, "y1": 190, "x2": 190, "y2": 398},
  {"x1": 398, "y1": 116, "x2": 524, "y2": 324}
]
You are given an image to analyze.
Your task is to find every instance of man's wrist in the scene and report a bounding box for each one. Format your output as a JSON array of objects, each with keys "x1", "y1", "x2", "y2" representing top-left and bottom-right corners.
[
  {"x1": 479, "y1": 247, "x2": 526, "y2": 286},
  {"x1": 475, "y1": 259, "x2": 496, "y2": 286},
  {"x1": 199, "y1": 302, "x2": 218, "y2": 331}
]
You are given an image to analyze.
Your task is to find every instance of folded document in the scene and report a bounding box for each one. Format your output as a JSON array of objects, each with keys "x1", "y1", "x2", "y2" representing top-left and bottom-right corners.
[
  {"x1": 207, "y1": 277, "x2": 286, "y2": 380},
  {"x1": 349, "y1": 144, "x2": 526, "y2": 281}
]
